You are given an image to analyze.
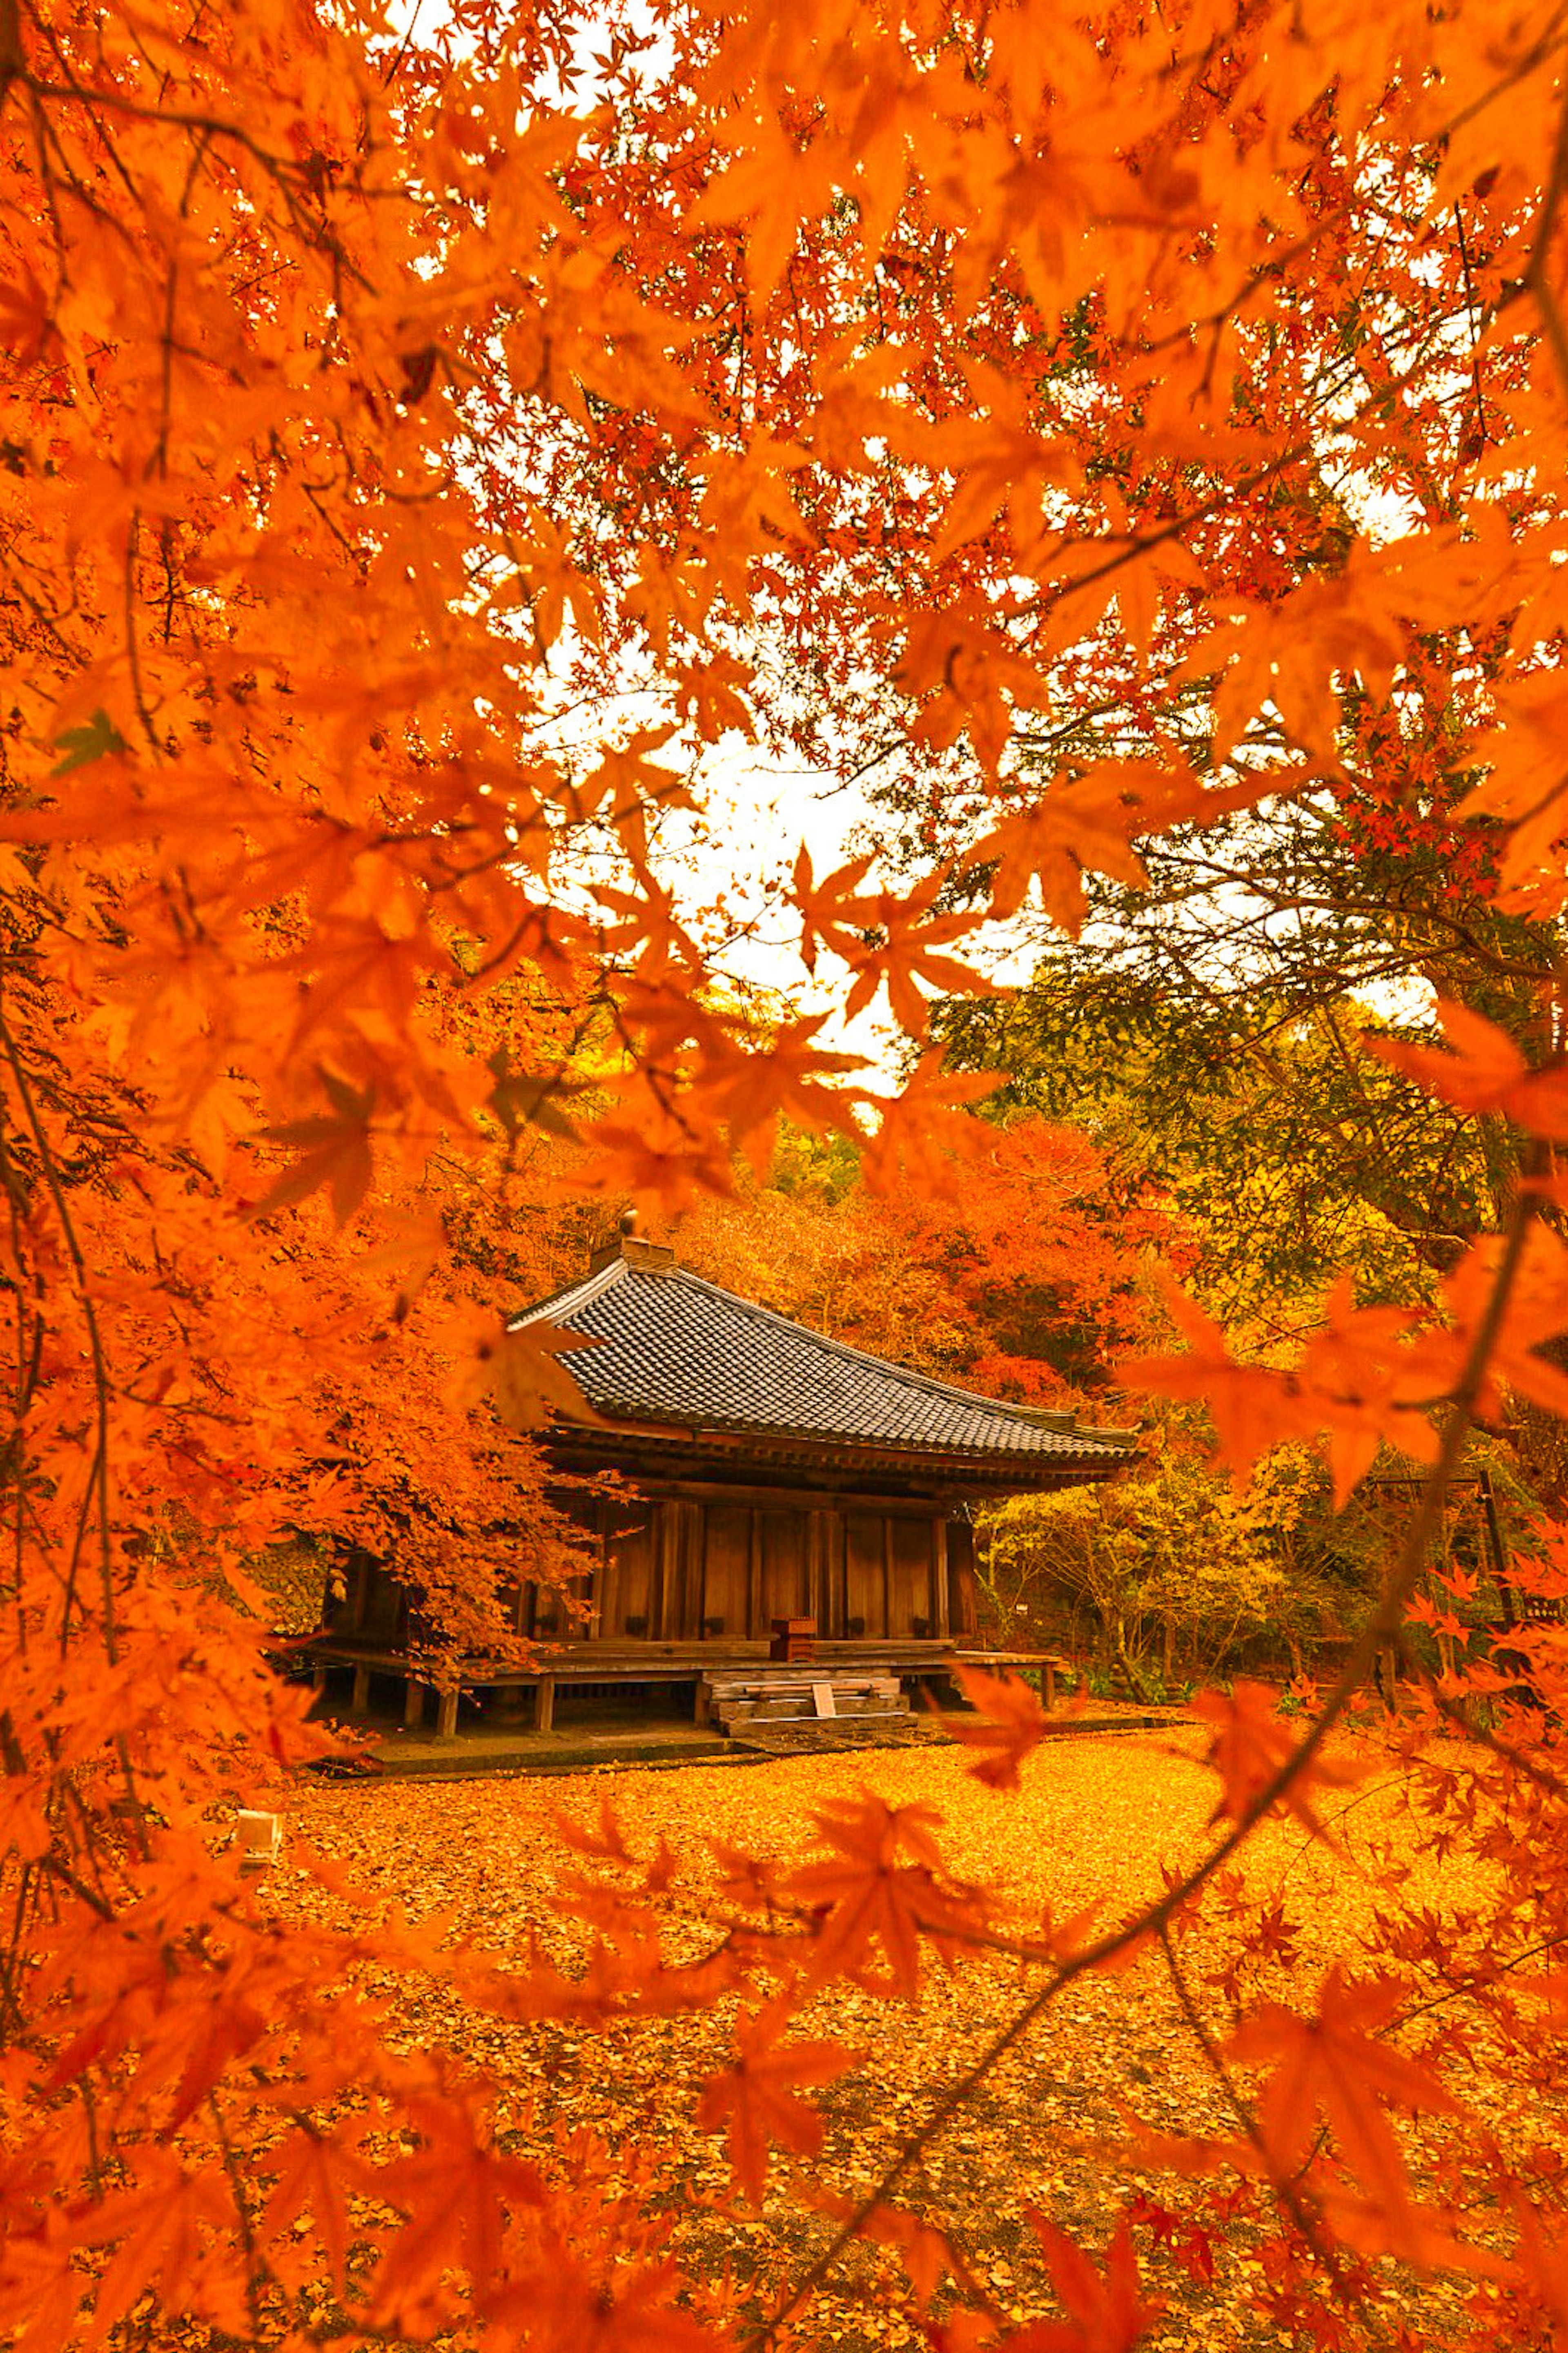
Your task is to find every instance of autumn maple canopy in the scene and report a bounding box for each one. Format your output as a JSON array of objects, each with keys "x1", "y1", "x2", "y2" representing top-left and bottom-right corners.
[{"x1": 6, "y1": 0, "x2": 1568, "y2": 2346}]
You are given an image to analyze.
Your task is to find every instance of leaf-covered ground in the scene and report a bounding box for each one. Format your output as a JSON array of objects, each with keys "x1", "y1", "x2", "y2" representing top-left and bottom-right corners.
[{"x1": 279, "y1": 1728, "x2": 1530, "y2": 2351}]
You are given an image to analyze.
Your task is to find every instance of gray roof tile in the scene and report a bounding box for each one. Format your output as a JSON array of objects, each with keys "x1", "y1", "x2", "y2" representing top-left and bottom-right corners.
[{"x1": 510, "y1": 1250, "x2": 1130, "y2": 1466}]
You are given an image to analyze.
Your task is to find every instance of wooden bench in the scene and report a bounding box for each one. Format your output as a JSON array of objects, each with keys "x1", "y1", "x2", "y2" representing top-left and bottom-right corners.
[{"x1": 952, "y1": 1651, "x2": 1069, "y2": 1711}]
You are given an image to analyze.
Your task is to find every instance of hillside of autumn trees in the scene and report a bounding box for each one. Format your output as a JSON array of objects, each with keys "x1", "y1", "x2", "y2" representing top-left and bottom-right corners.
[{"x1": 8, "y1": 1, "x2": 1568, "y2": 2350}]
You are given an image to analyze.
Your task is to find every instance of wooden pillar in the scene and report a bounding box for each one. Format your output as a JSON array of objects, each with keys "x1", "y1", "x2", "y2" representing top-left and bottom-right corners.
[
  {"x1": 694, "y1": 1497, "x2": 710, "y2": 1638},
  {"x1": 650, "y1": 1502, "x2": 669, "y2": 1638},
  {"x1": 351, "y1": 1663, "x2": 371, "y2": 1713},
  {"x1": 403, "y1": 1678, "x2": 425, "y2": 1729},
  {"x1": 535, "y1": 1676, "x2": 556, "y2": 1732},
  {"x1": 435, "y1": 1689, "x2": 459, "y2": 1739},
  {"x1": 932, "y1": 1518, "x2": 950, "y2": 1638},
  {"x1": 746, "y1": 1508, "x2": 762, "y2": 1642},
  {"x1": 349, "y1": 1556, "x2": 369, "y2": 1635},
  {"x1": 824, "y1": 1510, "x2": 846, "y2": 1639},
  {"x1": 882, "y1": 1517, "x2": 894, "y2": 1640},
  {"x1": 598, "y1": 1508, "x2": 620, "y2": 1639},
  {"x1": 311, "y1": 1664, "x2": 328, "y2": 1698}
]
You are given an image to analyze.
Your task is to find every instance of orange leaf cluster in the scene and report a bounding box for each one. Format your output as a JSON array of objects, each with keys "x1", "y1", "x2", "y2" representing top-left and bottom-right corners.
[{"x1": 6, "y1": 0, "x2": 1568, "y2": 2347}]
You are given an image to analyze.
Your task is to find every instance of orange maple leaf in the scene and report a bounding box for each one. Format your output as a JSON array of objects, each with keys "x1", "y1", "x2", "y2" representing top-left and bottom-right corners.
[
  {"x1": 372, "y1": 2107, "x2": 546, "y2": 2323},
  {"x1": 950, "y1": 1663, "x2": 1049, "y2": 1790},
  {"x1": 1230, "y1": 1968, "x2": 1463, "y2": 2260},
  {"x1": 1122, "y1": 1271, "x2": 1433, "y2": 1502},
  {"x1": 71, "y1": 2164, "x2": 231, "y2": 2344},
  {"x1": 258, "y1": 2123, "x2": 370, "y2": 2292},
  {"x1": 1118, "y1": 1277, "x2": 1320, "y2": 1475},
  {"x1": 0, "y1": 261, "x2": 57, "y2": 366},
  {"x1": 1013, "y1": 2216, "x2": 1164, "y2": 2352},
  {"x1": 472, "y1": 1309, "x2": 606, "y2": 1431},
  {"x1": 1365, "y1": 999, "x2": 1568, "y2": 1138},
  {"x1": 789, "y1": 1795, "x2": 980, "y2": 1994},
  {"x1": 486, "y1": 2244, "x2": 722, "y2": 2352},
  {"x1": 687, "y1": 1014, "x2": 868, "y2": 1174},
  {"x1": 1190, "y1": 1679, "x2": 1361, "y2": 1834},
  {"x1": 817, "y1": 2198, "x2": 972, "y2": 2312},
  {"x1": 248, "y1": 1071, "x2": 376, "y2": 1226},
  {"x1": 792, "y1": 847, "x2": 996, "y2": 1034},
  {"x1": 697, "y1": 2013, "x2": 860, "y2": 2202},
  {"x1": 858, "y1": 1055, "x2": 1008, "y2": 1198}
]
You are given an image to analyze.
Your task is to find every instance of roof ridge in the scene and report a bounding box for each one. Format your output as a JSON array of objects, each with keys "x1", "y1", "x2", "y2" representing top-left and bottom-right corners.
[{"x1": 507, "y1": 1254, "x2": 627, "y2": 1328}]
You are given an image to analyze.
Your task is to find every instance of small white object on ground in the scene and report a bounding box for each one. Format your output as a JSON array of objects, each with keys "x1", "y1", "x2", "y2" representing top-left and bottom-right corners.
[{"x1": 235, "y1": 1810, "x2": 283, "y2": 1871}]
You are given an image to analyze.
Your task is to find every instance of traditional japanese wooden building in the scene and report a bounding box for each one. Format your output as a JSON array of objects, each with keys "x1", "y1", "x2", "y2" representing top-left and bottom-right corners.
[{"x1": 307, "y1": 1230, "x2": 1136, "y2": 1737}]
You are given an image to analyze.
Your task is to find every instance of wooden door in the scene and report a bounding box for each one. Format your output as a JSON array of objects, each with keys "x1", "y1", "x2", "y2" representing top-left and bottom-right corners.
[{"x1": 656, "y1": 1500, "x2": 707, "y2": 1638}]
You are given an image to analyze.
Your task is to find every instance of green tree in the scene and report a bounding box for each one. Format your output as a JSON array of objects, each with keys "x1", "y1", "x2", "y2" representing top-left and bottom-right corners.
[
  {"x1": 931, "y1": 774, "x2": 1564, "y2": 1317},
  {"x1": 977, "y1": 1439, "x2": 1386, "y2": 1696}
]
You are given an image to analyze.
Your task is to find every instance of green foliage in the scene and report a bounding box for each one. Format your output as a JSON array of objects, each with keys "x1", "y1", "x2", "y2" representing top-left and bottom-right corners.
[
  {"x1": 976, "y1": 1438, "x2": 1387, "y2": 1690},
  {"x1": 931, "y1": 793, "x2": 1552, "y2": 1324}
]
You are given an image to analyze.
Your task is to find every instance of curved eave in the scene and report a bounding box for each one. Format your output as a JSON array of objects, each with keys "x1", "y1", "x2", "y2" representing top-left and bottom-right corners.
[{"x1": 539, "y1": 1408, "x2": 1133, "y2": 1492}]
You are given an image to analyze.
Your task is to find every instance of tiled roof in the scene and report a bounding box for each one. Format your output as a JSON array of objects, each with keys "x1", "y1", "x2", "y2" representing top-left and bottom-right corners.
[{"x1": 510, "y1": 1243, "x2": 1132, "y2": 1469}]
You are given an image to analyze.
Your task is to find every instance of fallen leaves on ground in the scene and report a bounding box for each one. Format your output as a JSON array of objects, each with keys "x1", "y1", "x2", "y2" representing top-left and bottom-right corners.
[{"x1": 273, "y1": 1729, "x2": 1551, "y2": 2351}]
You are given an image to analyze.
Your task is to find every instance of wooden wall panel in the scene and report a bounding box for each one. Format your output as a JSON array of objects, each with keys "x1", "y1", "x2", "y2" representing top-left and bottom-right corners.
[
  {"x1": 889, "y1": 1516, "x2": 937, "y2": 1638},
  {"x1": 601, "y1": 1504, "x2": 655, "y2": 1637},
  {"x1": 653, "y1": 1501, "x2": 677, "y2": 1637},
  {"x1": 700, "y1": 1506, "x2": 751, "y2": 1638},
  {"x1": 670, "y1": 1500, "x2": 706, "y2": 1638},
  {"x1": 323, "y1": 1490, "x2": 1006, "y2": 1659},
  {"x1": 760, "y1": 1508, "x2": 808, "y2": 1625},
  {"x1": 355, "y1": 1557, "x2": 405, "y2": 1645},
  {"x1": 844, "y1": 1513, "x2": 886, "y2": 1638}
]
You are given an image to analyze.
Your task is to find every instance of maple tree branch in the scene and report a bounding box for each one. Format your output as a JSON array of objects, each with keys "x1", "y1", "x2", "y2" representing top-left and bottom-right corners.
[
  {"x1": 0, "y1": 992, "x2": 118, "y2": 1660},
  {"x1": 1156, "y1": 1925, "x2": 1373, "y2": 2318},
  {"x1": 1400, "y1": 1644, "x2": 1568, "y2": 1810},
  {"x1": 208, "y1": 2090, "x2": 268, "y2": 2346},
  {"x1": 1278, "y1": 1772, "x2": 1411, "y2": 1883},
  {"x1": 1525, "y1": 82, "x2": 1568, "y2": 402},
  {"x1": 1453, "y1": 203, "x2": 1488, "y2": 455},
  {"x1": 1007, "y1": 447, "x2": 1312, "y2": 628},
  {"x1": 18, "y1": 56, "x2": 379, "y2": 295},
  {"x1": 123, "y1": 510, "x2": 163, "y2": 760}
]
